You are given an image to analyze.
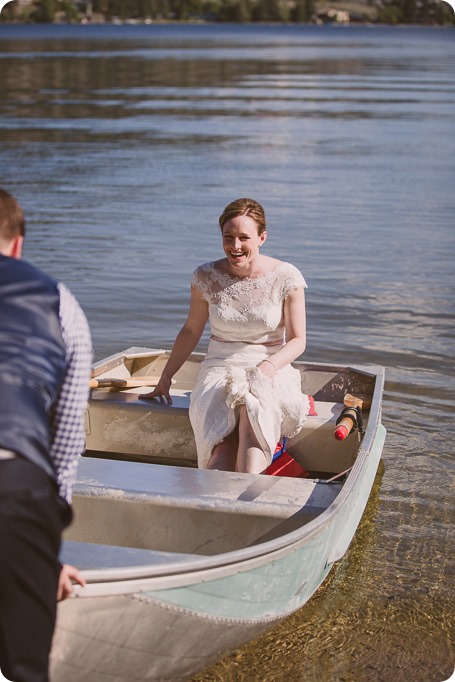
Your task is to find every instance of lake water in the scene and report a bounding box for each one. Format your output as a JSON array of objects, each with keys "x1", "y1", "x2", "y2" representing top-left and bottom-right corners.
[{"x1": 0, "y1": 22, "x2": 453, "y2": 682}]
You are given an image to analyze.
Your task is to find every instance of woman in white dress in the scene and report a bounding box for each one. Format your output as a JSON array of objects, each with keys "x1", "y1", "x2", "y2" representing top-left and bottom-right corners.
[{"x1": 143, "y1": 198, "x2": 309, "y2": 473}]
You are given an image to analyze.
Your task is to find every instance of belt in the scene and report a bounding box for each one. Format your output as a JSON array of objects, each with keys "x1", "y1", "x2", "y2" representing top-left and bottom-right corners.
[
  {"x1": 0, "y1": 456, "x2": 58, "y2": 498},
  {"x1": 210, "y1": 335, "x2": 283, "y2": 347},
  {"x1": 0, "y1": 449, "x2": 18, "y2": 460}
]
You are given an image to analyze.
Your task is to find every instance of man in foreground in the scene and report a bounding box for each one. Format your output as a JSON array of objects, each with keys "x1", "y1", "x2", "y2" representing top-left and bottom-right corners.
[{"x1": 0, "y1": 188, "x2": 93, "y2": 682}]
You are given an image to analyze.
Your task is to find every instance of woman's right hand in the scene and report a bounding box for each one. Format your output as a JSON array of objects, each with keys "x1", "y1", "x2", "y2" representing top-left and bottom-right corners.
[{"x1": 141, "y1": 375, "x2": 173, "y2": 404}]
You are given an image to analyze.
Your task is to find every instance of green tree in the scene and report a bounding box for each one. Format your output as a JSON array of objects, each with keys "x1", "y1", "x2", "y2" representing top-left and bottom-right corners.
[
  {"x1": 0, "y1": 2, "x2": 16, "y2": 21},
  {"x1": 401, "y1": 0, "x2": 416, "y2": 22},
  {"x1": 375, "y1": 0, "x2": 455, "y2": 23},
  {"x1": 219, "y1": 0, "x2": 251, "y2": 21},
  {"x1": 32, "y1": 0, "x2": 58, "y2": 21},
  {"x1": 252, "y1": 0, "x2": 288, "y2": 21},
  {"x1": 61, "y1": 0, "x2": 79, "y2": 20},
  {"x1": 291, "y1": 0, "x2": 314, "y2": 21}
]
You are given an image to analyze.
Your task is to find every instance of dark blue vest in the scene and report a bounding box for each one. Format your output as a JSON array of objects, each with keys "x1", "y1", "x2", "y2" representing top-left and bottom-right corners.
[{"x1": 0, "y1": 255, "x2": 67, "y2": 480}]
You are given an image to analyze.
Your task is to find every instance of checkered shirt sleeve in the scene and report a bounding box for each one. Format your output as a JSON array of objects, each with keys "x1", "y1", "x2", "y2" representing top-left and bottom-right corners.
[{"x1": 50, "y1": 283, "x2": 92, "y2": 503}]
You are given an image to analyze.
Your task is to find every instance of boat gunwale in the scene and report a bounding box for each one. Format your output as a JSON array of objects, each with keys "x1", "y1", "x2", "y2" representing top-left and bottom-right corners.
[{"x1": 73, "y1": 356, "x2": 385, "y2": 590}]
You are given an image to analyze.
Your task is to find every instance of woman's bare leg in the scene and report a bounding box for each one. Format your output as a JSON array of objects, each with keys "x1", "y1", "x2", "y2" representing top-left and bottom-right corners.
[
  {"x1": 206, "y1": 429, "x2": 238, "y2": 471},
  {"x1": 236, "y1": 406, "x2": 267, "y2": 473}
]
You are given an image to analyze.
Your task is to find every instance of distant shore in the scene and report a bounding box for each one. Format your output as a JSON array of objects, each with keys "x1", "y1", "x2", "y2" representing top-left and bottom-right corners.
[
  {"x1": 1, "y1": 0, "x2": 454, "y2": 27},
  {"x1": 2, "y1": 17, "x2": 455, "y2": 27}
]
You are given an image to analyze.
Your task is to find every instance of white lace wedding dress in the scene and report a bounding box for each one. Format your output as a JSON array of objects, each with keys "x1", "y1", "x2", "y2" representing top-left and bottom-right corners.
[{"x1": 189, "y1": 260, "x2": 310, "y2": 469}]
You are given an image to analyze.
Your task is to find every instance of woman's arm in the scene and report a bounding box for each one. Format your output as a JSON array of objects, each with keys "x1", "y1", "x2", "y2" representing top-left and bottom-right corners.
[
  {"x1": 257, "y1": 287, "x2": 307, "y2": 378},
  {"x1": 142, "y1": 285, "x2": 208, "y2": 403}
]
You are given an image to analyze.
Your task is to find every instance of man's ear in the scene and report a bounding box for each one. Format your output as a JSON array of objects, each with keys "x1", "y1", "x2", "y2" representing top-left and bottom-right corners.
[{"x1": 9, "y1": 235, "x2": 24, "y2": 259}]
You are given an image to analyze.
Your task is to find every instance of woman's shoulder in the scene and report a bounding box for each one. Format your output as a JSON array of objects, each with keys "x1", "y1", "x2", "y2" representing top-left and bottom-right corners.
[
  {"x1": 265, "y1": 258, "x2": 304, "y2": 277},
  {"x1": 191, "y1": 261, "x2": 224, "y2": 288},
  {"x1": 281, "y1": 260, "x2": 305, "y2": 275},
  {"x1": 255, "y1": 256, "x2": 293, "y2": 277},
  {"x1": 192, "y1": 261, "x2": 216, "y2": 276},
  {"x1": 195, "y1": 259, "x2": 232, "y2": 279},
  {"x1": 274, "y1": 261, "x2": 308, "y2": 291},
  {"x1": 261, "y1": 255, "x2": 282, "y2": 270}
]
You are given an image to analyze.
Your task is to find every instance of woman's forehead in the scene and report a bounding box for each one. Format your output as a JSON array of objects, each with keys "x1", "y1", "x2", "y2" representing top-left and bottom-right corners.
[{"x1": 222, "y1": 215, "x2": 259, "y2": 235}]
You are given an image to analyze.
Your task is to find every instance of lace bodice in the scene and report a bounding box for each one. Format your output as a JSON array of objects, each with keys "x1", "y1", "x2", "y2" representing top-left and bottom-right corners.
[{"x1": 191, "y1": 261, "x2": 307, "y2": 345}]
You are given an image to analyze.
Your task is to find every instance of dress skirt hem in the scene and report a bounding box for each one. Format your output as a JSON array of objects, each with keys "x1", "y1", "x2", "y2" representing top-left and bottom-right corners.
[{"x1": 189, "y1": 340, "x2": 310, "y2": 469}]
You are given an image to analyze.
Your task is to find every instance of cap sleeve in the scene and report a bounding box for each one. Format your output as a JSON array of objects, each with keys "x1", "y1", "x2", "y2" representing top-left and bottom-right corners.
[
  {"x1": 191, "y1": 263, "x2": 212, "y2": 302},
  {"x1": 282, "y1": 263, "x2": 307, "y2": 299}
]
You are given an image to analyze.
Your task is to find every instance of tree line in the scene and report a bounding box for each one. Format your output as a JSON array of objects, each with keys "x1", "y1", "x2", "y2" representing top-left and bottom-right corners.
[{"x1": 2, "y1": 0, "x2": 454, "y2": 25}]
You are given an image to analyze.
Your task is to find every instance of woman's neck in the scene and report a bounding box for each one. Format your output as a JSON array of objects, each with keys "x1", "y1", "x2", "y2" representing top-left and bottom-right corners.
[{"x1": 221, "y1": 254, "x2": 280, "y2": 279}]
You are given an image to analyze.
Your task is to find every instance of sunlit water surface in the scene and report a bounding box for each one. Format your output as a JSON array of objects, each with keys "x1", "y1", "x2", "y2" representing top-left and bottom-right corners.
[{"x1": 0, "y1": 22, "x2": 454, "y2": 682}]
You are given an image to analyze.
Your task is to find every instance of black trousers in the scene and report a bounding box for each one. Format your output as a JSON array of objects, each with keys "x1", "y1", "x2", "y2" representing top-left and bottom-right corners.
[{"x1": 0, "y1": 459, "x2": 70, "y2": 682}]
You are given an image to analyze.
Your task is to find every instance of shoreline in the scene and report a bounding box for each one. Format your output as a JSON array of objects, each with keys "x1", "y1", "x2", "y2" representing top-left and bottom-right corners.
[{"x1": 1, "y1": 19, "x2": 454, "y2": 27}]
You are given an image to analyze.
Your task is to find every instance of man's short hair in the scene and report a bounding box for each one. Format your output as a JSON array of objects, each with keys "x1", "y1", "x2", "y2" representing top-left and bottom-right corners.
[{"x1": 0, "y1": 188, "x2": 26, "y2": 245}]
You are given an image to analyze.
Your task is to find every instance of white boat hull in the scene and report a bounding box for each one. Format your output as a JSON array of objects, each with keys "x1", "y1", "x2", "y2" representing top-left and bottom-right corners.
[{"x1": 50, "y1": 348, "x2": 386, "y2": 681}]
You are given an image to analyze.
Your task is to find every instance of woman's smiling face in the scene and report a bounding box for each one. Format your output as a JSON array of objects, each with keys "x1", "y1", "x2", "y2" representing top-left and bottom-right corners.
[{"x1": 221, "y1": 215, "x2": 267, "y2": 272}]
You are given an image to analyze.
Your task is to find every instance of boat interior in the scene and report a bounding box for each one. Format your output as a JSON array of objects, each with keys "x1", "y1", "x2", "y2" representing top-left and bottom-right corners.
[
  {"x1": 60, "y1": 348, "x2": 380, "y2": 572},
  {"x1": 63, "y1": 458, "x2": 343, "y2": 563},
  {"x1": 85, "y1": 347, "x2": 376, "y2": 473}
]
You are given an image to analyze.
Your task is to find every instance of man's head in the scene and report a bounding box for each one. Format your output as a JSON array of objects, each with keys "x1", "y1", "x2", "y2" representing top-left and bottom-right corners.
[{"x1": 0, "y1": 188, "x2": 25, "y2": 258}]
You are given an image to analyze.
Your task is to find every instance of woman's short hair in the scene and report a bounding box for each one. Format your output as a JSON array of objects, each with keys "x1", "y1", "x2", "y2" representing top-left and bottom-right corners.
[{"x1": 219, "y1": 198, "x2": 266, "y2": 235}]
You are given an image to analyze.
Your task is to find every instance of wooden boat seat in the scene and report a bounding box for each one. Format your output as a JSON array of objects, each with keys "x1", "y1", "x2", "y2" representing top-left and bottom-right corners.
[
  {"x1": 86, "y1": 393, "x2": 357, "y2": 472},
  {"x1": 66, "y1": 458, "x2": 343, "y2": 555}
]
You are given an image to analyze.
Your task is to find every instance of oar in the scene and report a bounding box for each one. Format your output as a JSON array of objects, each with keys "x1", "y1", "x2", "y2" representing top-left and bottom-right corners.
[
  {"x1": 343, "y1": 393, "x2": 371, "y2": 410},
  {"x1": 89, "y1": 376, "x2": 172, "y2": 390},
  {"x1": 334, "y1": 393, "x2": 371, "y2": 441}
]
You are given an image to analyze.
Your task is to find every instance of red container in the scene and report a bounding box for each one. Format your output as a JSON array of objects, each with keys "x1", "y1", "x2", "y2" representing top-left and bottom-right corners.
[{"x1": 264, "y1": 450, "x2": 309, "y2": 478}]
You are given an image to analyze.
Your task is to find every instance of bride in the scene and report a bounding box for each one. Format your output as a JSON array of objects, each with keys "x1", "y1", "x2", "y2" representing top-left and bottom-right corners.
[{"x1": 142, "y1": 197, "x2": 310, "y2": 473}]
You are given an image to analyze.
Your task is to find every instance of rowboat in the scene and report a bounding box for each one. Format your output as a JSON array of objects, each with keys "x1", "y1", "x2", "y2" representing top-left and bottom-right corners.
[{"x1": 51, "y1": 347, "x2": 386, "y2": 682}]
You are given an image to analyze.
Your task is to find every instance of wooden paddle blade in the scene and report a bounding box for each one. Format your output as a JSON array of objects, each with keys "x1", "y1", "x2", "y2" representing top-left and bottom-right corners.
[{"x1": 343, "y1": 393, "x2": 372, "y2": 410}]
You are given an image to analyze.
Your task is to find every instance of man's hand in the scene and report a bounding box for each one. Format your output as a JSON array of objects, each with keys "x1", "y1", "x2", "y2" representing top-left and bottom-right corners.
[{"x1": 57, "y1": 563, "x2": 86, "y2": 601}]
